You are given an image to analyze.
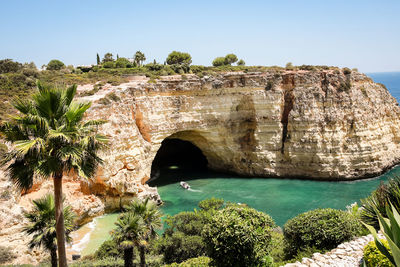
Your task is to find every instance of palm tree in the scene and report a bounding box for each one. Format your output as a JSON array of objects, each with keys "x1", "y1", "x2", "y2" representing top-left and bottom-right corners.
[
  {"x1": 134, "y1": 51, "x2": 146, "y2": 67},
  {"x1": 112, "y1": 213, "x2": 146, "y2": 267},
  {"x1": 125, "y1": 198, "x2": 163, "y2": 267},
  {"x1": 0, "y1": 81, "x2": 108, "y2": 267},
  {"x1": 23, "y1": 194, "x2": 75, "y2": 267}
]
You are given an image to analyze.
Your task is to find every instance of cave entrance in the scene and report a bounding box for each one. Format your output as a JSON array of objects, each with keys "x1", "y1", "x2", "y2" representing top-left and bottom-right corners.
[{"x1": 148, "y1": 138, "x2": 209, "y2": 186}]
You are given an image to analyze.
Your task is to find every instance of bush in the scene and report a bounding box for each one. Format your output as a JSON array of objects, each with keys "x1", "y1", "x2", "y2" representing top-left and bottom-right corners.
[
  {"x1": 363, "y1": 240, "x2": 393, "y2": 267},
  {"x1": 0, "y1": 246, "x2": 17, "y2": 264},
  {"x1": 237, "y1": 59, "x2": 245, "y2": 66},
  {"x1": 46, "y1": 59, "x2": 65, "y2": 70},
  {"x1": 156, "y1": 231, "x2": 206, "y2": 264},
  {"x1": 202, "y1": 205, "x2": 275, "y2": 266},
  {"x1": 212, "y1": 57, "x2": 226, "y2": 67},
  {"x1": 166, "y1": 51, "x2": 192, "y2": 65},
  {"x1": 361, "y1": 177, "x2": 400, "y2": 229},
  {"x1": 283, "y1": 208, "x2": 362, "y2": 257},
  {"x1": 0, "y1": 59, "x2": 22, "y2": 74},
  {"x1": 70, "y1": 257, "x2": 124, "y2": 267},
  {"x1": 94, "y1": 239, "x2": 124, "y2": 259},
  {"x1": 224, "y1": 54, "x2": 238, "y2": 65},
  {"x1": 198, "y1": 198, "x2": 224, "y2": 212},
  {"x1": 165, "y1": 256, "x2": 211, "y2": 267},
  {"x1": 102, "y1": 61, "x2": 115, "y2": 69},
  {"x1": 115, "y1": 58, "x2": 131, "y2": 68}
]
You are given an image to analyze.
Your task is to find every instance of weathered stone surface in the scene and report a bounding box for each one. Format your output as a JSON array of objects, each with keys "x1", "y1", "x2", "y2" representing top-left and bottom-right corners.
[{"x1": 82, "y1": 70, "x2": 400, "y2": 207}]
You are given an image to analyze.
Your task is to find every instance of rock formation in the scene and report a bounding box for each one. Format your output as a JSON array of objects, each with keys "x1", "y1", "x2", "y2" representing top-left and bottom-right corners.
[{"x1": 80, "y1": 69, "x2": 400, "y2": 209}]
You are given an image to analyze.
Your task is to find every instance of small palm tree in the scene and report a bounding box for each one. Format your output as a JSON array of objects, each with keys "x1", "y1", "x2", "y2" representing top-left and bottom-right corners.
[
  {"x1": 23, "y1": 194, "x2": 75, "y2": 267},
  {"x1": 112, "y1": 213, "x2": 146, "y2": 267},
  {"x1": 134, "y1": 51, "x2": 146, "y2": 67},
  {"x1": 0, "y1": 81, "x2": 108, "y2": 267},
  {"x1": 125, "y1": 198, "x2": 163, "y2": 267}
]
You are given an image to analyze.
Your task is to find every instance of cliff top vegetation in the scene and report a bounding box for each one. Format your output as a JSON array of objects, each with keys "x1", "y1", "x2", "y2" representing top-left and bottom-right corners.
[{"x1": 0, "y1": 53, "x2": 357, "y2": 122}]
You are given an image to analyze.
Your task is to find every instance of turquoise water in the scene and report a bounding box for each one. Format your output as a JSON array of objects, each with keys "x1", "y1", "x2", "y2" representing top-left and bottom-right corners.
[
  {"x1": 157, "y1": 167, "x2": 400, "y2": 227},
  {"x1": 74, "y1": 71, "x2": 400, "y2": 254}
]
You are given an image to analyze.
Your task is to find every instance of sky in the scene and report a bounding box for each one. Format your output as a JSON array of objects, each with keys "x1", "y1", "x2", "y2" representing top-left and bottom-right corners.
[{"x1": 0, "y1": 0, "x2": 399, "y2": 73}]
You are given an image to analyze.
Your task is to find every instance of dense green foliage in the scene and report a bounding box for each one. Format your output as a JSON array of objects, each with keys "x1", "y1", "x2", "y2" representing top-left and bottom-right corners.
[
  {"x1": 46, "y1": 60, "x2": 65, "y2": 70},
  {"x1": 202, "y1": 204, "x2": 275, "y2": 267},
  {"x1": 237, "y1": 59, "x2": 245, "y2": 66},
  {"x1": 165, "y1": 256, "x2": 211, "y2": 267},
  {"x1": 94, "y1": 239, "x2": 125, "y2": 259},
  {"x1": 134, "y1": 51, "x2": 146, "y2": 67},
  {"x1": 212, "y1": 54, "x2": 239, "y2": 66},
  {"x1": 0, "y1": 59, "x2": 22, "y2": 73},
  {"x1": 361, "y1": 177, "x2": 400, "y2": 229},
  {"x1": 166, "y1": 51, "x2": 192, "y2": 65},
  {"x1": 363, "y1": 240, "x2": 393, "y2": 267},
  {"x1": 102, "y1": 53, "x2": 114, "y2": 63},
  {"x1": 156, "y1": 198, "x2": 225, "y2": 264},
  {"x1": 224, "y1": 54, "x2": 238, "y2": 65},
  {"x1": 212, "y1": 57, "x2": 226, "y2": 67},
  {"x1": 283, "y1": 208, "x2": 362, "y2": 257},
  {"x1": 115, "y1": 57, "x2": 132, "y2": 68}
]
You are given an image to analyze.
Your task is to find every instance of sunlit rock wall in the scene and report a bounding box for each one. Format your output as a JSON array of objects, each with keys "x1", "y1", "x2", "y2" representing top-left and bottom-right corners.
[{"x1": 82, "y1": 70, "x2": 400, "y2": 207}]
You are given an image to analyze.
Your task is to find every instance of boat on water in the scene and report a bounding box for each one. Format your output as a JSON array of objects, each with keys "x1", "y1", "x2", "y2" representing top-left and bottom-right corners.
[{"x1": 180, "y1": 181, "x2": 190, "y2": 190}]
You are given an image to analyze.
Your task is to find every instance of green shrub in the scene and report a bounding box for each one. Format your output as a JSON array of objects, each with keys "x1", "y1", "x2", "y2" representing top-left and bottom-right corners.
[
  {"x1": 361, "y1": 177, "x2": 400, "y2": 229},
  {"x1": 212, "y1": 57, "x2": 226, "y2": 67},
  {"x1": 102, "y1": 61, "x2": 115, "y2": 69},
  {"x1": 166, "y1": 51, "x2": 192, "y2": 65},
  {"x1": 198, "y1": 197, "x2": 224, "y2": 212},
  {"x1": 46, "y1": 59, "x2": 65, "y2": 70},
  {"x1": 363, "y1": 240, "x2": 393, "y2": 267},
  {"x1": 70, "y1": 257, "x2": 124, "y2": 267},
  {"x1": 115, "y1": 58, "x2": 131, "y2": 68},
  {"x1": 156, "y1": 231, "x2": 206, "y2": 264},
  {"x1": 237, "y1": 59, "x2": 245, "y2": 66},
  {"x1": 94, "y1": 239, "x2": 124, "y2": 259},
  {"x1": 224, "y1": 54, "x2": 238, "y2": 65},
  {"x1": 202, "y1": 205, "x2": 275, "y2": 267},
  {"x1": 0, "y1": 246, "x2": 17, "y2": 264},
  {"x1": 0, "y1": 59, "x2": 22, "y2": 74},
  {"x1": 283, "y1": 208, "x2": 362, "y2": 257},
  {"x1": 165, "y1": 256, "x2": 211, "y2": 267}
]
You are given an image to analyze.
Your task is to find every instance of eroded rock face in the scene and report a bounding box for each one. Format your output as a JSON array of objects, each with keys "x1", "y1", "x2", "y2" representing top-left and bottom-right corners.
[{"x1": 82, "y1": 70, "x2": 400, "y2": 208}]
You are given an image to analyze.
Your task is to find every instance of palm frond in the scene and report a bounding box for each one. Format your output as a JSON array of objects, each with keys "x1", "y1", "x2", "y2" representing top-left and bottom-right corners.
[{"x1": 12, "y1": 98, "x2": 33, "y2": 115}]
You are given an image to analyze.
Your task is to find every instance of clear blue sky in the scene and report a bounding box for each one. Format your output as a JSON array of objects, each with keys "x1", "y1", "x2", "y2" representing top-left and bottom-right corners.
[{"x1": 1, "y1": 0, "x2": 399, "y2": 72}]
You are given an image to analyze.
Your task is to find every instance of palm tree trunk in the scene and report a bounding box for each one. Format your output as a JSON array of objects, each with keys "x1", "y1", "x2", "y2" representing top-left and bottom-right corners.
[
  {"x1": 123, "y1": 247, "x2": 133, "y2": 267},
  {"x1": 139, "y1": 246, "x2": 146, "y2": 267},
  {"x1": 54, "y1": 173, "x2": 68, "y2": 267},
  {"x1": 50, "y1": 246, "x2": 58, "y2": 267}
]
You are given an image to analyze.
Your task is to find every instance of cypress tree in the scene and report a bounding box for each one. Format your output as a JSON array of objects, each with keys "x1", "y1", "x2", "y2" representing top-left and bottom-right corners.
[{"x1": 96, "y1": 53, "x2": 100, "y2": 65}]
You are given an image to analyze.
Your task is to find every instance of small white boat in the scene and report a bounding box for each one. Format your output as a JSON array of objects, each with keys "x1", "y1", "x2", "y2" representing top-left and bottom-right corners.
[{"x1": 180, "y1": 181, "x2": 190, "y2": 190}]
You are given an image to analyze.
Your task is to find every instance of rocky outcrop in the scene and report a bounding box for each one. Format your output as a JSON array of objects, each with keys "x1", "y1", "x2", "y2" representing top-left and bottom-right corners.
[{"x1": 80, "y1": 69, "x2": 400, "y2": 208}]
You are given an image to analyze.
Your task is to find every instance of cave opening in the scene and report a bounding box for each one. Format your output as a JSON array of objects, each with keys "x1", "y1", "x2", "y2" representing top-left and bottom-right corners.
[{"x1": 148, "y1": 138, "x2": 209, "y2": 186}]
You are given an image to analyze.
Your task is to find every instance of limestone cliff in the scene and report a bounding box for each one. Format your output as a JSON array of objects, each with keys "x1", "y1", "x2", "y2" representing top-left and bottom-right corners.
[{"x1": 80, "y1": 69, "x2": 400, "y2": 208}]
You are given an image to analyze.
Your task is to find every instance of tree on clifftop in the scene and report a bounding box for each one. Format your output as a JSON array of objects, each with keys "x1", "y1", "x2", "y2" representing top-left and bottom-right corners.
[
  {"x1": 23, "y1": 194, "x2": 75, "y2": 267},
  {"x1": 134, "y1": 51, "x2": 146, "y2": 67},
  {"x1": 102, "y1": 52, "x2": 114, "y2": 63},
  {"x1": 46, "y1": 59, "x2": 65, "y2": 70},
  {"x1": 96, "y1": 53, "x2": 100, "y2": 65},
  {"x1": 0, "y1": 81, "x2": 108, "y2": 267},
  {"x1": 224, "y1": 54, "x2": 238, "y2": 65},
  {"x1": 166, "y1": 51, "x2": 192, "y2": 65}
]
